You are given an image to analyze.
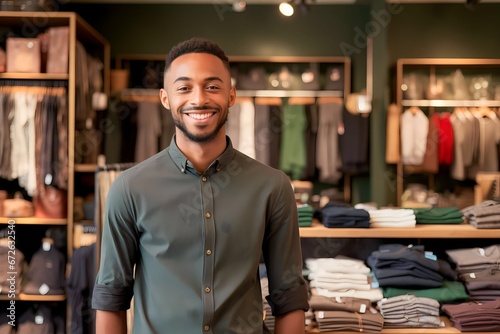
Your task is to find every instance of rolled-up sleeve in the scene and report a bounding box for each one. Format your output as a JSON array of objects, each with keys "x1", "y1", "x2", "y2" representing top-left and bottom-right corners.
[
  {"x1": 92, "y1": 175, "x2": 139, "y2": 311},
  {"x1": 263, "y1": 172, "x2": 309, "y2": 316}
]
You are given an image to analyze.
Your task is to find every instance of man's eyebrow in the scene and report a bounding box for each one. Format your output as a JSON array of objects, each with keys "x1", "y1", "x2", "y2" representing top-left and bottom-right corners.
[
  {"x1": 205, "y1": 76, "x2": 224, "y2": 83},
  {"x1": 173, "y1": 76, "x2": 191, "y2": 83},
  {"x1": 173, "y1": 76, "x2": 224, "y2": 84}
]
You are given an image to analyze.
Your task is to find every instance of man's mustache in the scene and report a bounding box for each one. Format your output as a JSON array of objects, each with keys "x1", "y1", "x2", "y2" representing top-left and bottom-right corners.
[{"x1": 181, "y1": 106, "x2": 221, "y2": 113}]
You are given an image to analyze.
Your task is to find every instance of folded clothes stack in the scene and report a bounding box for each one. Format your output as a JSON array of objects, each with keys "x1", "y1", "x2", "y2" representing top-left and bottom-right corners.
[
  {"x1": 306, "y1": 257, "x2": 383, "y2": 303},
  {"x1": 377, "y1": 294, "x2": 444, "y2": 329},
  {"x1": 442, "y1": 299, "x2": 500, "y2": 332},
  {"x1": 368, "y1": 208, "x2": 416, "y2": 228},
  {"x1": 461, "y1": 200, "x2": 500, "y2": 229},
  {"x1": 413, "y1": 206, "x2": 464, "y2": 224},
  {"x1": 297, "y1": 204, "x2": 314, "y2": 227}
]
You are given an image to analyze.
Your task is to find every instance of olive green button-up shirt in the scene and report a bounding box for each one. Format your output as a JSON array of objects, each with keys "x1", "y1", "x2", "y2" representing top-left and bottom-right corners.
[{"x1": 92, "y1": 136, "x2": 309, "y2": 334}]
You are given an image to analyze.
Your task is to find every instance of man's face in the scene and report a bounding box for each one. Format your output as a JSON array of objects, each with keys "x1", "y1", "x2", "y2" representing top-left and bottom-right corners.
[{"x1": 160, "y1": 52, "x2": 236, "y2": 143}]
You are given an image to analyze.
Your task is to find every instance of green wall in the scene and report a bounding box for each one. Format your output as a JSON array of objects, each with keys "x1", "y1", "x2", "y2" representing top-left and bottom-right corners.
[
  {"x1": 62, "y1": 2, "x2": 500, "y2": 206},
  {"x1": 388, "y1": 3, "x2": 500, "y2": 62},
  {"x1": 62, "y1": 3, "x2": 370, "y2": 91}
]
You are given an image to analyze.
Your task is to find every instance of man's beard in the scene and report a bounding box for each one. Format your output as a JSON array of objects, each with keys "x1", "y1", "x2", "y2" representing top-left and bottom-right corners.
[{"x1": 173, "y1": 108, "x2": 228, "y2": 143}]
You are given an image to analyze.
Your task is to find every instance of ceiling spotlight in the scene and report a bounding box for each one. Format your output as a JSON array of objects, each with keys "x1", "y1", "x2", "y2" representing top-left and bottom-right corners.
[
  {"x1": 279, "y1": 2, "x2": 294, "y2": 16},
  {"x1": 233, "y1": 1, "x2": 246, "y2": 12}
]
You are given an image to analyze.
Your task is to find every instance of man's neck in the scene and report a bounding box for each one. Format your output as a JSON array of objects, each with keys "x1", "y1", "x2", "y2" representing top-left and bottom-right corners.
[{"x1": 175, "y1": 132, "x2": 227, "y2": 174}]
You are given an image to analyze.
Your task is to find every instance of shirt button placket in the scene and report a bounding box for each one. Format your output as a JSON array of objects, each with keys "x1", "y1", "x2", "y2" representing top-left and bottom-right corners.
[{"x1": 201, "y1": 173, "x2": 215, "y2": 333}]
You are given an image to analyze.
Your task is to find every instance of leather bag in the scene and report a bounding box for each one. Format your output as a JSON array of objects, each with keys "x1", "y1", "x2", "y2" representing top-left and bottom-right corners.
[
  {"x1": 46, "y1": 27, "x2": 69, "y2": 74},
  {"x1": 33, "y1": 186, "x2": 67, "y2": 219},
  {"x1": 3, "y1": 192, "x2": 34, "y2": 218},
  {"x1": 6, "y1": 37, "x2": 41, "y2": 73}
]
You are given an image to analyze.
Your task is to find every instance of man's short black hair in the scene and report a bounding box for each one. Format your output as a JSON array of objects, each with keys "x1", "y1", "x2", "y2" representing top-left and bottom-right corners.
[{"x1": 164, "y1": 37, "x2": 230, "y2": 73}]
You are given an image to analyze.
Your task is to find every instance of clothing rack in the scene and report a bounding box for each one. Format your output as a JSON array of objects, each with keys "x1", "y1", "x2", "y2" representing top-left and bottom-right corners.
[
  {"x1": 0, "y1": 85, "x2": 67, "y2": 95},
  {"x1": 0, "y1": 79, "x2": 68, "y2": 87},
  {"x1": 94, "y1": 162, "x2": 136, "y2": 271},
  {"x1": 95, "y1": 162, "x2": 136, "y2": 172},
  {"x1": 236, "y1": 95, "x2": 344, "y2": 106}
]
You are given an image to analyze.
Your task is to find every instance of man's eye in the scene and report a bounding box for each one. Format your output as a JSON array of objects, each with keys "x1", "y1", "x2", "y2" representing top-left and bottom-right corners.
[
  {"x1": 177, "y1": 86, "x2": 190, "y2": 91},
  {"x1": 207, "y1": 85, "x2": 219, "y2": 90}
]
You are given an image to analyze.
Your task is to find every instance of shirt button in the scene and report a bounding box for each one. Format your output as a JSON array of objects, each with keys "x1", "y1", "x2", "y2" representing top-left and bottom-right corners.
[
  {"x1": 204, "y1": 325, "x2": 210, "y2": 331},
  {"x1": 206, "y1": 249, "x2": 212, "y2": 255},
  {"x1": 205, "y1": 287, "x2": 211, "y2": 293},
  {"x1": 205, "y1": 212, "x2": 211, "y2": 219},
  {"x1": 216, "y1": 167, "x2": 221, "y2": 172},
  {"x1": 202, "y1": 176, "x2": 207, "y2": 182}
]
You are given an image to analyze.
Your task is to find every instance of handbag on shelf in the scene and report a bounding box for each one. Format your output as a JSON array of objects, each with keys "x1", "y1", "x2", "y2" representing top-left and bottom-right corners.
[
  {"x1": 33, "y1": 185, "x2": 67, "y2": 219},
  {"x1": 6, "y1": 37, "x2": 41, "y2": 73},
  {"x1": 3, "y1": 192, "x2": 34, "y2": 218},
  {"x1": 46, "y1": 26, "x2": 69, "y2": 74}
]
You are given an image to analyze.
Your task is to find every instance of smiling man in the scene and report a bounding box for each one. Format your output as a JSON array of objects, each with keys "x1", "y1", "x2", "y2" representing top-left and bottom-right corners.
[{"x1": 92, "y1": 37, "x2": 309, "y2": 334}]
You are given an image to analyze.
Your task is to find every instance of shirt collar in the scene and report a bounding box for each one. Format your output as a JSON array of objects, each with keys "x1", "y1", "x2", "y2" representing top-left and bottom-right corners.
[{"x1": 167, "y1": 135, "x2": 236, "y2": 174}]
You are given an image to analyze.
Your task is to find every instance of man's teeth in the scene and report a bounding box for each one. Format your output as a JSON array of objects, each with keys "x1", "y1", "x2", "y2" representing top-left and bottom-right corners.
[{"x1": 188, "y1": 113, "x2": 213, "y2": 120}]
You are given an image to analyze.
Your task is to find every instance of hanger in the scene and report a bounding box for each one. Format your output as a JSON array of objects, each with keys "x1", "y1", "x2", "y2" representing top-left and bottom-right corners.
[
  {"x1": 452, "y1": 107, "x2": 466, "y2": 121},
  {"x1": 0, "y1": 86, "x2": 66, "y2": 96},
  {"x1": 408, "y1": 106, "x2": 421, "y2": 115},
  {"x1": 254, "y1": 97, "x2": 282, "y2": 106},
  {"x1": 478, "y1": 105, "x2": 497, "y2": 119},
  {"x1": 288, "y1": 97, "x2": 316, "y2": 105}
]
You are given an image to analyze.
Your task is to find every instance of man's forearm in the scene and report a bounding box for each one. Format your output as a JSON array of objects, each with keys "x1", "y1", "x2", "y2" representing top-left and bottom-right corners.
[
  {"x1": 274, "y1": 309, "x2": 305, "y2": 334},
  {"x1": 96, "y1": 310, "x2": 127, "y2": 334}
]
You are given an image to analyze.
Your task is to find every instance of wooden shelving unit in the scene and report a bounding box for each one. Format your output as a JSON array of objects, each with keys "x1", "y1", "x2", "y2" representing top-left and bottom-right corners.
[
  {"x1": 0, "y1": 10, "x2": 110, "y2": 256},
  {"x1": 394, "y1": 58, "x2": 500, "y2": 206},
  {"x1": 0, "y1": 11, "x2": 109, "y2": 333},
  {"x1": 0, "y1": 294, "x2": 66, "y2": 302},
  {"x1": 306, "y1": 316, "x2": 464, "y2": 334},
  {"x1": 300, "y1": 222, "x2": 500, "y2": 239},
  {"x1": 74, "y1": 163, "x2": 98, "y2": 173},
  {"x1": 0, "y1": 217, "x2": 67, "y2": 225}
]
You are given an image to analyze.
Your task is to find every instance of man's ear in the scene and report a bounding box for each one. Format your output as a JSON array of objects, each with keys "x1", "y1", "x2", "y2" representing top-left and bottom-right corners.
[
  {"x1": 160, "y1": 89, "x2": 170, "y2": 110},
  {"x1": 228, "y1": 86, "x2": 236, "y2": 107}
]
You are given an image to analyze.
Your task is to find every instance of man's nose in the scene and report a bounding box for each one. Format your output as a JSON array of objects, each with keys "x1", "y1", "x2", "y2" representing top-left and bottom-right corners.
[{"x1": 190, "y1": 88, "x2": 208, "y2": 106}]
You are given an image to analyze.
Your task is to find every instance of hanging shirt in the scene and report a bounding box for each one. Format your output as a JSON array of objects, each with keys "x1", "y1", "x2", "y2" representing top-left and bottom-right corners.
[
  {"x1": 316, "y1": 102, "x2": 343, "y2": 184},
  {"x1": 280, "y1": 103, "x2": 307, "y2": 180},
  {"x1": 238, "y1": 99, "x2": 256, "y2": 159},
  {"x1": 400, "y1": 108, "x2": 429, "y2": 165}
]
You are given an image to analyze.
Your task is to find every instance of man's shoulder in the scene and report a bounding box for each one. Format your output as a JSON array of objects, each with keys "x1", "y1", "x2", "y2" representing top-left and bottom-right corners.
[{"x1": 119, "y1": 149, "x2": 171, "y2": 179}]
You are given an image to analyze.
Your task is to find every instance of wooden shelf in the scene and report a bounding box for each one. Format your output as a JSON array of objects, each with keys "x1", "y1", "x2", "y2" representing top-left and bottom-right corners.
[
  {"x1": 402, "y1": 99, "x2": 500, "y2": 108},
  {"x1": 0, "y1": 72, "x2": 69, "y2": 80},
  {"x1": 299, "y1": 223, "x2": 500, "y2": 239},
  {"x1": 74, "y1": 163, "x2": 98, "y2": 173},
  {"x1": 0, "y1": 217, "x2": 67, "y2": 225},
  {"x1": 0, "y1": 294, "x2": 66, "y2": 302},
  {"x1": 306, "y1": 317, "x2": 464, "y2": 334}
]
